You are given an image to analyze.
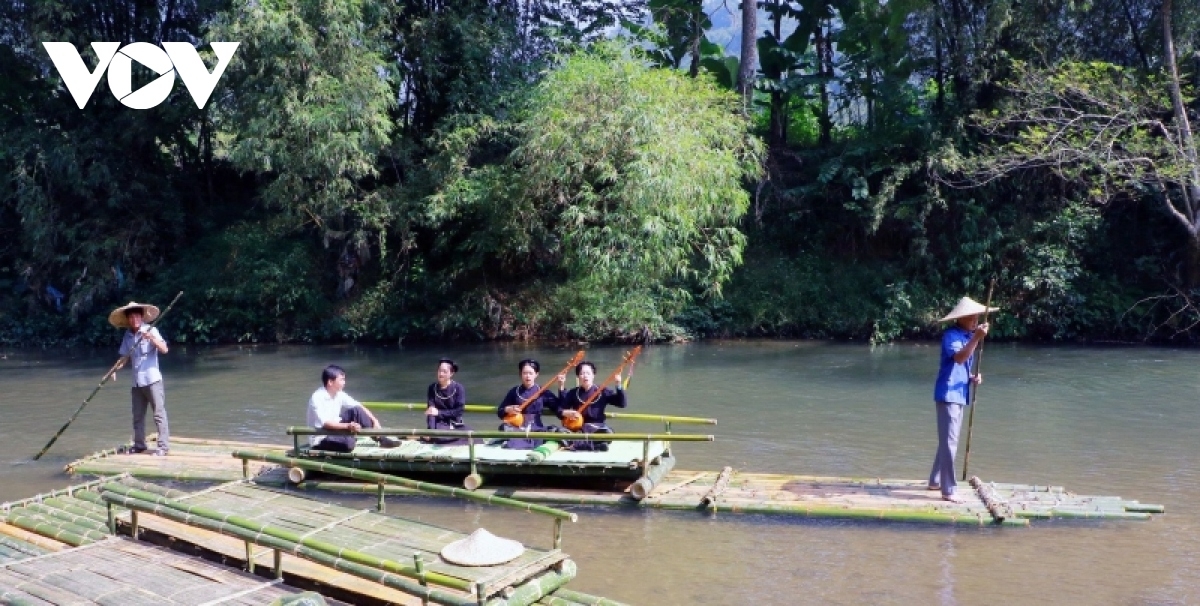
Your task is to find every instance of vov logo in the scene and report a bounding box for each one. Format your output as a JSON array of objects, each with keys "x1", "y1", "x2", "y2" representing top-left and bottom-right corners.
[{"x1": 42, "y1": 42, "x2": 239, "y2": 110}]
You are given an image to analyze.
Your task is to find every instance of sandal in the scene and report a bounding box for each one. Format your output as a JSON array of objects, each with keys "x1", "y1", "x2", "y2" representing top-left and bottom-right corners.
[
  {"x1": 942, "y1": 494, "x2": 965, "y2": 504},
  {"x1": 927, "y1": 484, "x2": 941, "y2": 491}
]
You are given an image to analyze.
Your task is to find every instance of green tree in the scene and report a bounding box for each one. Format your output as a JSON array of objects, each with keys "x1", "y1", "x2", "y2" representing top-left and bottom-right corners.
[{"x1": 427, "y1": 44, "x2": 764, "y2": 338}]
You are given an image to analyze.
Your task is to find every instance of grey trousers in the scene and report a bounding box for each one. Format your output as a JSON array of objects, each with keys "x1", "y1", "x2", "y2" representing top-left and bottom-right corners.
[
  {"x1": 132, "y1": 381, "x2": 169, "y2": 451},
  {"x1": 928, "y1": 402, "x2": 964, "y2": 496}
]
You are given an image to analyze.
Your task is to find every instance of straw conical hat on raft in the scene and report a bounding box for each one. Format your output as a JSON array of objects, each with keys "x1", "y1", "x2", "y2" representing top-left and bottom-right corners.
[
  {"x1": 440, "y1": 528, "x2": 525, "y2": 566},
  {"x1": 939, "y1": 296, "x2": 999, "y2": 322},
  {"x1": 108, "y1": 301, "x2": 161, "y2": 328}
]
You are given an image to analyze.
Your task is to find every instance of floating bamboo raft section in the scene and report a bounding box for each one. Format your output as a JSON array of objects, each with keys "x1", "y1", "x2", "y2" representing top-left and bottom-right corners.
[
  {"x1": 65, "y1": 436, "x2": 1164, "y2": 526},
  {"x1": 3, "y1": 476, "x2": 620, "y2": 606},
  {"x1": 65, "y1": 436, "x2": 289, "y2": 481},
  {"x1": 0, "y1": 537, "x2": 315, "y2": 605},
  {"x1": 97, "y1": 479, "x2": 580, "y2": 606}
]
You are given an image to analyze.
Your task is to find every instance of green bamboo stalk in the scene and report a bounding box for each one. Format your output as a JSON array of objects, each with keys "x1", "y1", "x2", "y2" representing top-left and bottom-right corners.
[
  {"x1": 100, "y1": 484, "x2": 472, "y2": 591},
  {"x1": 116, "y1": 478, "x2": 191, "y2": 499},
  {"x1": 4, "y1": 515, "x2": 109, "y2": 545},
  {"x1": 67, "y1": 464, "x2": 244, "y2": 482},
  {"x1": 15, "y1": 503, "x2": 110, "y2": 533},
  {"x1": 1123, "y1": 503, "x2": 1166, "y2": 513},
  {"x1": 526, "y1": 441, "x2": 562, "y2": 463},
  {"x1": 287, "y1": 427, "x2": 714, "y2": 442},
  {"x1": 364, "y1": 403, "x2": 717, "y2": 425},
  {"x1": 639, "y1": 500, "x2": 1027, "y2": 526},
  {"x1": 232, "y1": 450, "x2": 577, "y2": 521},
  {"x1": 100, "y1": 491, "x2": 479, "y2": 606},
  {"x1": 537, "y1": 596, "x2": 587, "y2": 606},
  {"x1": 544, "y1": 589, "x2": 630, "y2": 606},
  {"x1": 34, "y1": 291, "x2": 183, "y2": 460},
  {"x1": 38, "y1": 498, "x2": 111, "y2": 525}
]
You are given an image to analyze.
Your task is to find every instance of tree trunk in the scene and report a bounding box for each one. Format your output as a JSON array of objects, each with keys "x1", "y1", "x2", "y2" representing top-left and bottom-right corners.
[
  {"x1": 817, "y1": 21, "x2": 832, "y2": 145},
  {"x1": 1163, "y1": 0, "x2": 1200, "y2": 287},
  {"x1": 736, "y1": 0, "x2": 757, "y2": 113},
  {"x1": 769, "y1": 3, "x2": 786, "y2": 146}
]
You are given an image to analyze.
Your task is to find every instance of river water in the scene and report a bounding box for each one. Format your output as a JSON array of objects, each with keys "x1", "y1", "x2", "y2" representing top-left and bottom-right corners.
[{"x1": 1, "y1": 341, "x2": 1197, "y2": 604}]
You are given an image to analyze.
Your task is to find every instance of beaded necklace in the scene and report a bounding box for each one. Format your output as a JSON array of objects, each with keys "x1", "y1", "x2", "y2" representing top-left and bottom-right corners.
[
  {"x1": 516, "y1": 384, "x2": 539, "y2": 401},
  {"x1": 434, "y1": 382, "x2": 458, "y2": 401}
]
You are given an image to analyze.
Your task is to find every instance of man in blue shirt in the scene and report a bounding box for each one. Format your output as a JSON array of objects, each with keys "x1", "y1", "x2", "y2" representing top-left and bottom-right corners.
[
  {"x1": 929, "y1": 296, "x2": 996, "y2": 502},
  {"x1": 110, "y1": 301, "x2": 170, "y2": 456}
]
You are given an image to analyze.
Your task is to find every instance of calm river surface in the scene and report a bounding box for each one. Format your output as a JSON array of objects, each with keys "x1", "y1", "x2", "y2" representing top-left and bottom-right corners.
[{"x1": 1, "y1": 341, "x2": 1197, "y2": 604}]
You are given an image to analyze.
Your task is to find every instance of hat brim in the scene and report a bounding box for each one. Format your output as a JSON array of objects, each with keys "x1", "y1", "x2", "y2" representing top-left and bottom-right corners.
[
  {"x1": 108, "y1": 302, "x2": 161, "y2": 328},
  {"x1": 939, "y1": 305, "x2": 999, "y2": 322}
]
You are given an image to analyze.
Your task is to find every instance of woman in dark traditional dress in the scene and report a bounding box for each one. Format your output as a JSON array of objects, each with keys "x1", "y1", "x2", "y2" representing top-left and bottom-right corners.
[
  {"x1": 496, "y1": 359, "x2": 564, "y2": 449},
  {"x1": 555, "y1": 361, "x2": 626, "y2": 451},
  {"x1": 425, "y1": 358, "x2": 471, "y2": 444}
]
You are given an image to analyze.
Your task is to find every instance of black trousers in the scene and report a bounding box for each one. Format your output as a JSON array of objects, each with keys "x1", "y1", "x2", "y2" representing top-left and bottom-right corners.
[{"x1": 310, "y1": 407, "x2": 376, "y2": 453}]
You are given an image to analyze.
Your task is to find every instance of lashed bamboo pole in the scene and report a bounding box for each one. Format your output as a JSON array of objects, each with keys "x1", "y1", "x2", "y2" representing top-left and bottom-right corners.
[
  {"x1": 0, "y1": 523, "x2": 64, "y2": 552},
  {"x1": 232, "y1": 450, "x2": 577, "y2": 522},
  {"x1": 544, "y1": 588, "x2": 631, "y2": 606},
  {"x1": 364, "y1": 403, "x2": 718, "y2": 425},
  {"x1": 287, "y1": 427, "x2": 714, "y2": 442},
  {"x1": 4, "y1": 515, "x2": 109, "y2": 545},
  {"x1": 100, "y1": 492, "x2": 479, "y2": 606},
  {"x1": 13, "y1": 503, "x2": 110, "y2": 533},
  {"x1": 0, "y1": 536, "x2": 46, "y2": 557}
]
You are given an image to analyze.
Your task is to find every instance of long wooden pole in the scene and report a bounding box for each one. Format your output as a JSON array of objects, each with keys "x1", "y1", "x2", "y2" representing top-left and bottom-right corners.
[
  {"x1": 960, "y1": 280, "x2": 995, "y2": 481},
  {"x1": 33, "y1": 291, "x2": 183, "y2": 460}
]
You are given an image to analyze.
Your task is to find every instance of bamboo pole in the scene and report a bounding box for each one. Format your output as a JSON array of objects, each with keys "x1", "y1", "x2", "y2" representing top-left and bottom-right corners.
[
  {"x1": 34, "y1": 291, "x2": 183, "y2": 460},
  {"x1": 628, "y1": 456, "x2": 677, "y2": 501},
  {"x1": 0, "y1": 536, "x2": 48, "y2": 557},
  {"x1": 287, "y1": 427, "x2": 714, "y2": 442},
  {"x1": 0, "y1": 522, "x2": 66, "y2": 552},
  {"x1": 14, "y1": 503, "x2": 110, "y2": 533},
  {"x1": 364, "y1": 403, "x2": 717, "y2": 425},
  {"x1": 543, "y1": 589, "x2": 630, "y2": 606},
  {"x1": 100, "y1": 492, "x2": 480, "y2": 606},
  {"x1": 961, "y1": 279, "x2": 995, "y2": 480},
  {"x1": 4, "y1": 515, "x2": 109, "y2": 545},
  {"x1": 231, "y1": 450, "x2": 577, "y2": 522}
]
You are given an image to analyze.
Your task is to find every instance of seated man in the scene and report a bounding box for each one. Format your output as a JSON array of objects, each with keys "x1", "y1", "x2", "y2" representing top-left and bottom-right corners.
[{"x1": 307, "y1": 365, "x2": 400, "y2": 452}]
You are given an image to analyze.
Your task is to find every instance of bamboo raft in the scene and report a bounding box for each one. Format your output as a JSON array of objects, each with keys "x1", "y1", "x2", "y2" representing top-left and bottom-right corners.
[
  {"x1": 4, "y1": 476, "x2": 622, "y2": 606},
  {"x1": 65, "y1": 436, "x2": 1165, "y2": 526},
  {"x1": 0, "y1": 537, "x2": 319, "y2": 605},
  {"x1": 65, "y1": 436, "x2": 289, "y2": 481}
]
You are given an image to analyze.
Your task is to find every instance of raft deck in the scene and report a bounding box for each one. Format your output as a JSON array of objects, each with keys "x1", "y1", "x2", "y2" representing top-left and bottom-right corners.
[
  {"x1": 6, "y1": 476, "x2": 612, "y2": 606},
  {"x1": 0, "y1": 537, "x2": 318, "y2": 605},
  {"x1": 65, "y1": 437, "x2": 1165, "y2": 526}
]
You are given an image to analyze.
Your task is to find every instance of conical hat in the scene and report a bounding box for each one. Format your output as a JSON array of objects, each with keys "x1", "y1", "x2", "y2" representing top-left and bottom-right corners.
[
  {"x1": 108, "y1": 301, "x2": 161, "y2": 328},
  {"x1": 439, "y1": 528, "x2": 525, "y2": 566},
  {"x1": 939, "y1": 297, "x2": 999, "y2": 322}
]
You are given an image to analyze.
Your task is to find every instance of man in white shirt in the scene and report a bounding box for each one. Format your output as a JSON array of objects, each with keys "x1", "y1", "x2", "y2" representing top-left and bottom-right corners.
[{"x1": 307, "y1": 365, "x2": 400, "y2": 452}]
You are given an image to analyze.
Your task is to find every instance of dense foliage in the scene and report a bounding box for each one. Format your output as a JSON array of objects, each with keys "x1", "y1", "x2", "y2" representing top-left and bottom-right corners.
[{"x1": 1, "y1": 0, "x2": 1198, "y2": 346}]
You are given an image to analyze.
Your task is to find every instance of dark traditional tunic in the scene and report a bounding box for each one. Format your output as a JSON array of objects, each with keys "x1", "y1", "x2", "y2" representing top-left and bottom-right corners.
[
  {"x1": 426, "y1": 381, "x2": 471, "y2": 444},
  {"x1": 496, "y1": 384, "x2": 560, "y2": 449},
  {"x1": 555, "y1": 385, "x2": 627, "y2": 451}
]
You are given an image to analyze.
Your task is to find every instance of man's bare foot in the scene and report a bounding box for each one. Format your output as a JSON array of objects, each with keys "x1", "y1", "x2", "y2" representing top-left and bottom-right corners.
[{"x1": 942, "y1": 494, "x2": 965, "y2": 504}]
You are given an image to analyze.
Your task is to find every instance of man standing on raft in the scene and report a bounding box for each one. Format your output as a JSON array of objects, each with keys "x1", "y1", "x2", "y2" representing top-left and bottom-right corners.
[{"x1": 930, "y1": 297, "x2": 996, "y2": 503}]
